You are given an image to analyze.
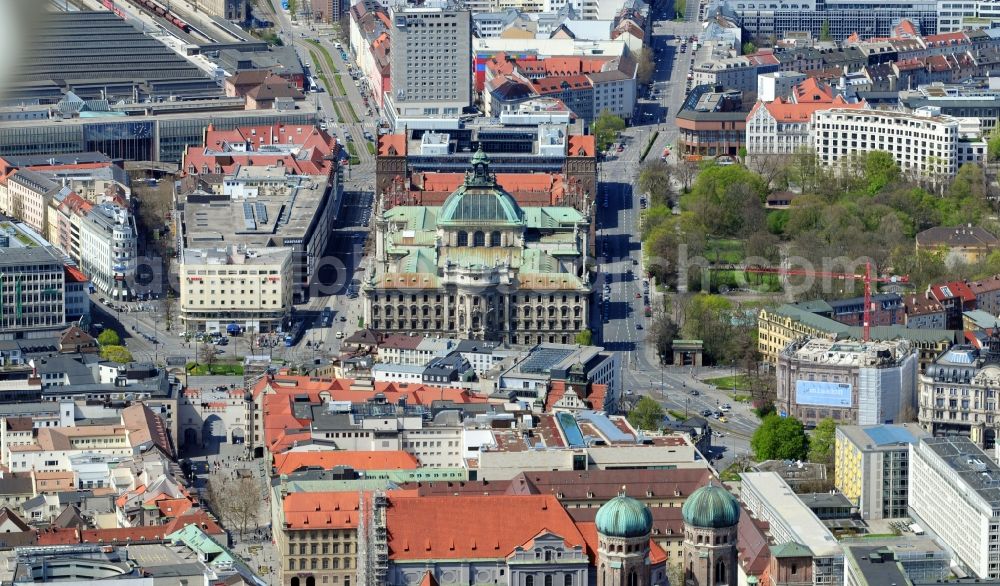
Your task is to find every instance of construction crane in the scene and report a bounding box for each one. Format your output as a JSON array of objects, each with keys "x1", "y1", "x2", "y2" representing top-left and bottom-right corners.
[{"x1": 741, "y1": 261, "x2": 909, "y2": 341}]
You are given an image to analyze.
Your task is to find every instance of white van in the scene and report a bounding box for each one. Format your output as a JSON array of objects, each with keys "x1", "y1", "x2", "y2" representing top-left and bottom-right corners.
[{"x1": 334, "y1": 42, "x2": 342, "y2": 49}]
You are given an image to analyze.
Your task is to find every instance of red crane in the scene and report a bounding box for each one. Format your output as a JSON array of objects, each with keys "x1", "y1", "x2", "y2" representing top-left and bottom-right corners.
[{"x1": 743, "y1": 261, "x2": 909, "y2": 341}]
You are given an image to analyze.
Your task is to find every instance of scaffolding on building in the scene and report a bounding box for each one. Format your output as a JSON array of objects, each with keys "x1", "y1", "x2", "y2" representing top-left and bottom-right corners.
[{"x1": 357, "y1": 489, "x2": 389, "y2": 585}]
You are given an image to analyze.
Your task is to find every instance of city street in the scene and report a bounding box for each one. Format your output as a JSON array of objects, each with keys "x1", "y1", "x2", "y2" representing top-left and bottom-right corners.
[{"x1": 595, "y1": 0, "x2": 758, "y2": 469}]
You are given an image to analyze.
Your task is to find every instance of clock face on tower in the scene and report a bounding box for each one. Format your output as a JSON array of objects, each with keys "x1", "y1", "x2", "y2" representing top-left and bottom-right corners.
[{"x1": 129, "y1": 122, "x2": 152, "y2": 138}]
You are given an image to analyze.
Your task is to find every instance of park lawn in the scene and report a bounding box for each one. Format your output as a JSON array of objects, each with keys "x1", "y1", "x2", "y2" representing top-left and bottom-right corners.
[
  {"x1": 668, "y1": 409, "x2": 687, "y2": 420},
  {"x1": 334, "y1": 73, "x2": 347, "y2": 96},
  {"x1": 703, "y1": 374, "x2": 751, "y2": 392},
  {"x1": 366, "y1": 141, "x2": 376, "y2": 155},
  {"x1": 186, "y1": 362, "x2": 245, "y2": 376},
  {"x1": 346, "y1": 142, "x2": 358, "y2": 156},
  {"x1": 705, "y1": 238, "x2": 744, "y2": 264}
]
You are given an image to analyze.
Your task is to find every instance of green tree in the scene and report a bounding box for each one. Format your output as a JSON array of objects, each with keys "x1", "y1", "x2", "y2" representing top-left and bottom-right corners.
[
  {"x1": 863, "y1": 150, "x2": 900, "y2": 195},
  {"x1": 949, "y1": 163, "x2": 987, "y2": 201},
  {"x1": 649, "y1": 314, "x2": 680, "y2": 364},
  {"x1": 574, "y1": 329, "x2": 593, "y2": 345},
  {"x1": 820, "y1": 19, "x2": 831, "y2": 41},
  {"x1": 627, "y1": 396, "x2": 666, "y2": 431},
  {"x1": 287, "y1": 0, "x2": 298, "y2": 18},
  {"x1": 750, "y1": 414, "x2": 809, "y2": 461},
  {"x1": 638, "y1": 160, "x2": 674, "y2": 207},
  {"x1": 741, "y1": 41, "x2": 757, "y2": 55},
  {"x1": 674, "y1": 0, "x2": 686, "y2": 19},
  {"x1": 100, "y1": 345, "x2": 134, "y2": 364},
  {"x1": 97, "y1": 329, "x2": 121, "y2": 347},
  {"x1": 808, "y1": 418, "x2": 837, "y2": 464},
  {"x1": 592, "y1": 110, "x2": 626, "y2": 153},
  {"x1": 636, "y1": 48, "x2": 656, "y2": 86},
  {"x1": 988, "y1": 128, "x2": 1000, "y2": 161}
]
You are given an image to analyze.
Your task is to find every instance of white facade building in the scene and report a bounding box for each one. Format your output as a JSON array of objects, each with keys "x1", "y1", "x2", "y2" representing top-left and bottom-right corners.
[
  {"x1": 812, "y1": 107, "x2": 987, "y2": 179},
  {"x1": 909, "y1": 436, "x2": 1000, "y2": 580},
  {"x1": 79, "y1": 203, "x2": 137, "y2": 300},
  {"x1": 740, "y1": 471, "x2": 845, "y2": 585}
]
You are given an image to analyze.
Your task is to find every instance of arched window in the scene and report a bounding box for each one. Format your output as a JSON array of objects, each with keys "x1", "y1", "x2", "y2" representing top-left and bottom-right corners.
[
  {"x1": 545, "y1": 550, "x2": 552, "y2": 561},
  {"x1": 490, "y1": 230, "x2": 501, "y2": 246},
  {"x1": 291, "y1": 578, "x2": 300, "y2": 586},
  {"x1": 526, "y1": 577, "x2": 534, "y2": 586},
  {"x1": 628, "y1": 570, "x2": 638, "y2": 586},
  {"x1": 565, "y1": 576, "x2": 573, "y2": 586},
  {"x1": 545, "y1": 576, "x2": 553, "y2": 586},
  {"x1": 716, "y1": 559, "x2": 727, "y2": 583},
  {"x1": 306, "y1": 578, "x2": 316, "y2": 586},
  {"x1": 458, "y1": 231, "x2": 468, "y2": 246},
  {"x1": 473, "y1": 231, "x2": 486, "y2": 246}
]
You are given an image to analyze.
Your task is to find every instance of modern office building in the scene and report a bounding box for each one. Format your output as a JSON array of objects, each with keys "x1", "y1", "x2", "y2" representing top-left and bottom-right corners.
[
  {"x1": 0, "y1": 246, "x2": 67, "y2": 339},
  {"x1": 834, "y1": 424, "x2": 929, "y2": 520},
  {"x1": 384, "y1": 0, "x2": 472, "y2": 128},
  {"x1": 909, "y1": 436, "x2": 1000, "y2": 580},
  {"x1": 718, "y1": 0, "x2": 937, "y2": 43},
  {"x1": 364, "y1": 150, "x2": 591, "y2": 345},
  {"x1": 775, "y1": 337, "x2": 918, "y2": 427},
  {"x1": 0, "y1": 108, "x2": 320, "y2": 165},
  {"x1": 812, "y1": 107, "x2": 987, "y2": 180},
  {"x1": 675, "y1": 86, "x2": 751, "y2": 158},
  {"x1": 740, "y1": 471, "x2": 845, "y2": 585}
]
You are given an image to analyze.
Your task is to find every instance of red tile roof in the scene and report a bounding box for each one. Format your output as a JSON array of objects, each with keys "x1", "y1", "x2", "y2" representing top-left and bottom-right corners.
[
  {"x1": 282, "y1": 492, "x2": 361, "y2": 530},
  {"x1": 567, "y1": 135, "x2": 595, "y2": 157},
  {"x1": 378, "y1": 134, "x2": 407, "y2": 157},
  {"x1": 386, "y1": 494, "x2": 585, "y2": 561},
  {"x1": 758, "y1": 95, "x2": 866, "y2": 123},
  {"x1": 273, "y1": 450, "x2": 419, "y2": 475},
  {"x1": 182, "y1": 124, "x2": 339, "y2": 178},
  {"x1": 792, "y1": 78, "x2": 834, "y2": 103}
]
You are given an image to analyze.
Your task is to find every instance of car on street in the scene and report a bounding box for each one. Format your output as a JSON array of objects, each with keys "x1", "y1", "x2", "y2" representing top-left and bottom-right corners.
[
  {"x1": 635, "y1": 323, "x2": 643, "y2": 330},
  {"x1": 701, "y1": 409, "x2": 712, "y2": 417},
  {"x1": 335, "y1": 331, "x2": 344, "y2": 339},
  {"x1": 689, "y1": 389, "x2": 700, "y2": 396},
  {"x1": 718, "y1": 416, "x2": 727, "y2": 423},
  {"x1": 721, "y1": 403, "x2": 732, "y2": 411}
]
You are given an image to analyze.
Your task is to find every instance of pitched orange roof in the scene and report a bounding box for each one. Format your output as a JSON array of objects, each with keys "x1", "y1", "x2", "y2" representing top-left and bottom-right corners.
[
  {"x1": 282, "y1": 492, "x2": 361, "y2": 530},
  {"x1": 273, "y1": 450, "x2": 419, "y2": 475},
  {"x1": 792, "y1": 78, "x2": 834, "y2": 103},
  {"x1": 567, "y1": 135, "x2": 595, "y2": 157},
  {"x1": 378, "y1": 134, "x2": 407, "y2": 157},
  {"x1": 762, "y1": 96, "x2": 866, "y2": 123},
  {"x1": 386, "y1": 494, "x2": 585, "y2": 561}
]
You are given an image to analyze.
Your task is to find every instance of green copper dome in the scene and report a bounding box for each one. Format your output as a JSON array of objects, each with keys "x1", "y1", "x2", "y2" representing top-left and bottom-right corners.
[
  {"x1": 437, "y1": 149, "x2": 524, "y2": 226},
  {"x1": 681, "y1": 484, "x2": 740, "y2": 529},
  {"x1": 595, "y1": 495, "x2": 653, "y2": 538}
]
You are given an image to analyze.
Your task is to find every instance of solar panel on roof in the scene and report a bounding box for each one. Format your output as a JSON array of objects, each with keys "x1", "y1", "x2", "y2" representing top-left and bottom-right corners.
[
  {"x1": 255, "y1": 203, "x2": 268, "y2": 225},
  {"x1": 243, "y1": 202, "x2": 256, "y2": 230}
]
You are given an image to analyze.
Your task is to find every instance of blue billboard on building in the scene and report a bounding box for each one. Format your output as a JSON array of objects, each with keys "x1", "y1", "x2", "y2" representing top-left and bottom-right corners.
[{"x1": 795, "y1": 380, "x2": 853, "y2": 407}]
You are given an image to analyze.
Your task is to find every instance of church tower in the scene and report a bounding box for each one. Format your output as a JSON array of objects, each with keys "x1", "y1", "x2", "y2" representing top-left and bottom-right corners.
[
  {"x1": 595, "y1": 492, "x2": 654, "y2": 586},
  {"x1": 681, "y1": 483, "x2": 740, "y2": 586}
]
